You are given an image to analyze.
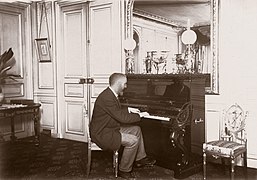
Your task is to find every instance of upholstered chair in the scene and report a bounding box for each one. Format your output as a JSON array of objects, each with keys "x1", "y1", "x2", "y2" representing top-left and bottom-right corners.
[{"x1": 203, "y1": 103, "x2": 248, "y2": 180}]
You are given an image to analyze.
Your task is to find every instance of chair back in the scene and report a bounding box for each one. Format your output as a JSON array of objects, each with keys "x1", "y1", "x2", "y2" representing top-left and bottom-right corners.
[{"x1": 220, "y1": 103, "x2": 248, "y2": 144}]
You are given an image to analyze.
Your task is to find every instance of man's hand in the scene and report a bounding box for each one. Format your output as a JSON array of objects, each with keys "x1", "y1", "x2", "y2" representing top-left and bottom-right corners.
[
  {"x1": 128, "y1": 107, "x2": 149, "y2": 117},
  {"x1": 138, "y1": 111, "x2": 150, "y2": 118},
  {"x1": 128, "y1": 107, "x2": 140, "y2": 113}
]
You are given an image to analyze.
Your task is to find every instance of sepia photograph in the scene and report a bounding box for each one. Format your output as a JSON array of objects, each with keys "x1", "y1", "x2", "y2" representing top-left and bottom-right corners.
[{"x1": 0, "y1": 0, "x2": 257, "y2": 180}]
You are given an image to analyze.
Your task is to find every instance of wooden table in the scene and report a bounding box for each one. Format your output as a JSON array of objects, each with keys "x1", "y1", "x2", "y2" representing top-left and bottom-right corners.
[{"x1": 0, "y1": 103, "x2": 41, "y2": 146}]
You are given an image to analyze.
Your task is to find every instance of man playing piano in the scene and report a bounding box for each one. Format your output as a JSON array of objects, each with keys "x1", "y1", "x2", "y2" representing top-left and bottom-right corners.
[{"x1": 90, "y1": 73, "x2": 156, "y2": 179}]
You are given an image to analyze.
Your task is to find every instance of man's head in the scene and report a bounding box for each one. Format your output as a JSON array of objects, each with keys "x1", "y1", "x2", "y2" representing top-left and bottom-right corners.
[{"x1": 109, "y1": 73, "x2": 127, "y2": 95}]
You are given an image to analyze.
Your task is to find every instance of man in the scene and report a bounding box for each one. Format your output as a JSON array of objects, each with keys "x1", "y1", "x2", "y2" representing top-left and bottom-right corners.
[{"x1": 90, "y1": 73, "x2": 156, "y2": 179}]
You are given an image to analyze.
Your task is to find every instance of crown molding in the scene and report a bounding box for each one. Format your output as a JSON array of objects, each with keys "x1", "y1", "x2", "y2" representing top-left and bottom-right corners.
[
  {"x1": 133, "y1": 8, "x2": 183, "y2": 28},
  {"x1": 56, "y1": 0, "x2": 92, "y2": 7}
]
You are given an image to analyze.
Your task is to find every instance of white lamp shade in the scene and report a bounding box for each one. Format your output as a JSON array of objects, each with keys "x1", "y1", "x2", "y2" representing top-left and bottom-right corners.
[
  {"x1": 181, "y1": 30, "x2": 197, "y2": 45},
  {"x1": 124, "y1": 38, "x2": 136, "y2": 50}
]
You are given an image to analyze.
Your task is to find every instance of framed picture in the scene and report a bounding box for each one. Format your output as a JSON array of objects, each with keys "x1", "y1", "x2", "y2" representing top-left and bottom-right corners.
[{"x1": 35, "y1": 38, "x2": 51, "y2": 62}]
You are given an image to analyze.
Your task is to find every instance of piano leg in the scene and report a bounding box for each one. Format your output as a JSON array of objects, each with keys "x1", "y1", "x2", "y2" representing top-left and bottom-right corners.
[
  {"x1": 169, "y1": 128, "x2": 189, "y2": 166},
  {"x1": 141, "y1": 119, "x2": 202, "y2": 179}
]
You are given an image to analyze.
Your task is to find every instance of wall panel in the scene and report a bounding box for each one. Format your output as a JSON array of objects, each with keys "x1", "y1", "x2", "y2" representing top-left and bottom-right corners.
[
  {"x1": 64, "y1": 9, "x2": 85, "y2": 77},
  {"x1": 38, "y1": 63, "x2": 54, "y2": 89},
  {"x1": 36, "y1": 96, "x2": 57, "y2": 136},
  {"x1": 65, "y1": 100, "x2": 84, "y2": 135}
]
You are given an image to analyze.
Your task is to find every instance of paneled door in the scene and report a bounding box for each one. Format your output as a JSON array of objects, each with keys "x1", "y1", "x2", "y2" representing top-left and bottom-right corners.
[
  {"x1": 56, "y1": 3, "x2": 90, "y2": 142},
  {"x1": 56, "y1": 0, "x2": 123, "y2": 142}
]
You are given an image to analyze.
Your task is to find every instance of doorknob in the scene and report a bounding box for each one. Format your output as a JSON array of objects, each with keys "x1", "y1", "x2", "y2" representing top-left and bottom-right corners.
[
  {"x1": 86, "y1": 78, "x2": 94, "y2": 84},
  {"x1": 79, "y1": 78, "x2": 94, "y2": 84},
  {"x1": 79, "y1": 78, "x2": 86, "y2": 84}
]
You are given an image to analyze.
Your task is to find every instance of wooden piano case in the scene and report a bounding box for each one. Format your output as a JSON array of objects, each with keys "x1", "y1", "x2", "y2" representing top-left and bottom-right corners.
[{"x1": 121, "y1": 74, "x2": 210, "y2": 178}]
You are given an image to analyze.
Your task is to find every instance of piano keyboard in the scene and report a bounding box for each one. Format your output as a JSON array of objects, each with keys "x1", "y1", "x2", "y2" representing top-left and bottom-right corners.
[{"x1": 143, "y1": 114, "x2": 170, "y2": 121}]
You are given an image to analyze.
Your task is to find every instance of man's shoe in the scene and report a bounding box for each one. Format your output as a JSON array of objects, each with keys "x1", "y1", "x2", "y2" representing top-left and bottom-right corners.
[
  {"x1": 134, "y1": 156, "x2": 156, "y2": 168},
  {"x1": 118, "y1": 170, "x2": 135, "y2": 179}
]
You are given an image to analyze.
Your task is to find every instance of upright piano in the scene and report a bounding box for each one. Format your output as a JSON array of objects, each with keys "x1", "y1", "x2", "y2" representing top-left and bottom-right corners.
[{"x1": 120, "y1": 73, "x2": 210, "y2": 179}]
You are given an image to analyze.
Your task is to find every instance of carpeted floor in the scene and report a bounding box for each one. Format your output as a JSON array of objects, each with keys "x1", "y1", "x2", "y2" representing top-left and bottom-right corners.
[{"x1": 0, "y1": 134, "x2": 256, "y2": 180}]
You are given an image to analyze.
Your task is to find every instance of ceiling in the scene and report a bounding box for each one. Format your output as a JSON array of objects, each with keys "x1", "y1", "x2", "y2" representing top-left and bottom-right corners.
[{"x1": 134, "y1": 0, "x2": 211, "y2": 27}]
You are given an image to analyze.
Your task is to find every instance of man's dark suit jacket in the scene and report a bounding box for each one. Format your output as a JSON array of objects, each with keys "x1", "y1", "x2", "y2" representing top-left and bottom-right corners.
[{"x1": 90, "y1": 87, "x2": 141, "y2": 151}]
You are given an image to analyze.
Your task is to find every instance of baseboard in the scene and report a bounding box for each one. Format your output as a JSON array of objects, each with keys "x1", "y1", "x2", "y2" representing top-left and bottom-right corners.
[
  {"x1": 248, "y1": 156, "x2": 257, "y2": 169},
  {"x1": 51, "y1": 133, "x2": 59, "y2": 138},
  {"x1": 41, "y1": 129, "x2": 51, "y2": 136}
]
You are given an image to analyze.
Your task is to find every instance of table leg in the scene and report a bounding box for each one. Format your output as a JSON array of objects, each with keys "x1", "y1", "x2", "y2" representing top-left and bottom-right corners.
[
  {"x1": 33, "y1": 109, "x2": 40, "y2": 146},
  {"x1": 10, "y1": 116, "x2": 17, "y2": 142}
]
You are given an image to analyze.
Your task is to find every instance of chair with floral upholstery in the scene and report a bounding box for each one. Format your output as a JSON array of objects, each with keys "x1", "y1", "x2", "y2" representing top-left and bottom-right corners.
[{"x1": 203, "y1": 103, "x2": 248, "y2": 180}]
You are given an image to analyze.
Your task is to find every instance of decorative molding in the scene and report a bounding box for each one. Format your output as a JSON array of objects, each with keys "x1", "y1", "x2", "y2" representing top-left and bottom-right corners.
[
  {"x1": 0, "y1": 2, "x2": 31, "y2": 9},
  {"x1": 64, "y1": 83, "x2": 84, "y2": 98},
  {"x1": 209, "y1": 0, "x2": 219, "y2": 94},
  {"x1": 194, "y1": 21, "x2": 211, "y2": 28},
  {"x1": 125, "y1": 0, "x2": 134, "y2": 39},
  {"x1": 38, "y1": 63, "x2": 54, "y2": 89},
  {"x1": 40, "y1": 100, "x2": 56, "y2": 129},
  {"x1": 56, "y1": 0, "x2": 92, "y2": 7},
  {"x1": 3, "y1": 83, "x2": 24, "y2": 97},
  {"x1": 133, "y1": 8, "x2": 182, "y2": 28},
  {"x1": 65, "y1": 101, "x2": 84, "y2": 135}
]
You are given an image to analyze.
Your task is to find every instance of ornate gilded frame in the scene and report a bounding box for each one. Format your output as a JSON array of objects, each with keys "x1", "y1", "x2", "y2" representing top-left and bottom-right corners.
[
  {"x1": 209, "y1": 0, "x2": 219, "y2": 94},
  {"x1": 124, "y1": 0, "x2": 134, "y2": 39},
  {"x1": 124, "y1": 0, "x2": 219, "y2": 94}
]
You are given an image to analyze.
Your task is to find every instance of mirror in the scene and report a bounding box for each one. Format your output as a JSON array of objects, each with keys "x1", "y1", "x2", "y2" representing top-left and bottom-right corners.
[{"x1": 124, "y1": 0, "x2": 219, "y2": 94}]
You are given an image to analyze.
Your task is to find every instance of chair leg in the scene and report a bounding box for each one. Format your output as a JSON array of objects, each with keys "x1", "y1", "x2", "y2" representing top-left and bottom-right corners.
[
  {"x1": 231, "y1": 158, "x2": 235, "y2": 180},
  {"x1": 87, "y1": 148, "x2": 91, "y2": 177},
  {"x1": 113, "y1": 150, "x2": 119, "y2": 178},
  {"x1": 203, "y1": 152, "x2": 206, "y2": 180},
  {"x1": 221, "y1": 158, "x2": 226, "y2": 175},
  {"x1": 243, "y1": 151, "x2": 248, "y2": 179}
]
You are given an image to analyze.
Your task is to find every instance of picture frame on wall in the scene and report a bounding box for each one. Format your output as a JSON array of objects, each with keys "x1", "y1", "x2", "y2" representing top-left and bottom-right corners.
[{"x1": 35, "y1": 38, "x2": 51, "y2": 62}]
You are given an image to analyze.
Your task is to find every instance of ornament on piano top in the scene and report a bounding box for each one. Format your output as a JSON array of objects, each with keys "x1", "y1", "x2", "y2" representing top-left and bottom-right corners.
[
  {"x1": 174, "y1": 45, "x2": 196, "y2": 74},
  {"x1": 124, "y1": 38, "x2": 136, "y2": 74},
  {"x1": 125, "y1": 50, "x2": 135, "y2": 74},
  {"x1": 175, "y1": 54, "x2": 186, "y2": 74},
  {"x1": 144, "y1": 50, "x2": 169, "y2": 74}
]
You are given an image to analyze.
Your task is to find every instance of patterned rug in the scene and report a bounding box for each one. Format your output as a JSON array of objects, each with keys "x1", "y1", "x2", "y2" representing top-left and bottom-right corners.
[{"x1": 0, "y1": 134, "x2": 255, "y2": 180}]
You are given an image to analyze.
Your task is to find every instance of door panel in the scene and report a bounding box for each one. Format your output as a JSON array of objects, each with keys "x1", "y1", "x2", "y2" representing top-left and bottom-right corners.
[
  {"x1": 89, "y1": 1, "x2": 122, "y2": 114},
  {"x1": 57, "y1": 0, "x2": 123, "y2": 142},
  {"x1": 64, "y1": 9, "x2": 86, "y2": 77},
  {"x1": 89, "y1": 1, "x2": 122, "y2": 77},
  {"x1": 64, "y1": 99, "x2": 86, "y2": 141},
  {"x1": 57, "y1": 3, "x2": 88, "y2": 142}
]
